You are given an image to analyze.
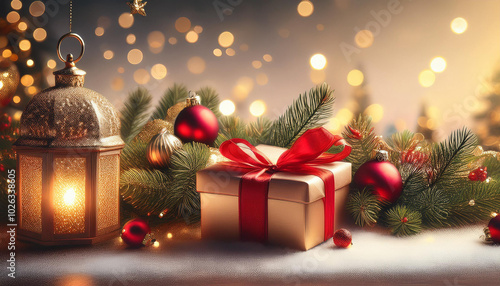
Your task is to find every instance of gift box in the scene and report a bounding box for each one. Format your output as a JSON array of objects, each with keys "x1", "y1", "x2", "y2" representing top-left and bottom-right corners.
[{"x1": 196, "y1": 129, "x2": 352, "y2": 250}]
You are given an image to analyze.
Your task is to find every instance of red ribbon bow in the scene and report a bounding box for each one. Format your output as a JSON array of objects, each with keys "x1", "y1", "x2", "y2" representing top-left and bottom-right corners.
[{"x1": 219, "y1": 127, "x2": 351, "y2": 242}]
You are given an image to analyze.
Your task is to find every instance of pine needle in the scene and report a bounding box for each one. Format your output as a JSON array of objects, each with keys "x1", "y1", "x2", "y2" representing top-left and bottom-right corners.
[
  {"x1": 121, "y1": 141, "x2": 151, "y2": 171},
  {"x1": 342, "y1": 114, "x2": 381, "y2": 173},
  {"x1": 150, "y1": 83, "x2": 187, "y2": 121},
  {"x1": 346, "y1": 188, "x2": 382, "y2": 227},
  {"x1": 120, "y1": 87, "x2": 152, "y2": 143},
  {"x1": 197, "y1": 87, "x2": 221, "y2": 118},
  {"x1": 385, "y1": 205, "x2": 422, "y2": 236}
]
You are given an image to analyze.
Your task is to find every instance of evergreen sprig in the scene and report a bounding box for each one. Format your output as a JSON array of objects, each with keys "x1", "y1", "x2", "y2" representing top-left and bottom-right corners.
[
  {"x1": 385, "y1": 205, "x2": 422, "y2": 236},
  {"x1": 346, "y1": 188, "x2": 382, "y2": 227},
  {"x1": 121, "y1": 141, "x2": 150, "y2": 171},
  {"x1": 120, "y1": 87, "x2": 152, "y2": 144},
  {"x1": 266, "y1": 83, "x2": 335, "y2": 148},
  {"x1": 197, "y1": 87, "x2": 221, "y2": 118},
  {"x1": 150, "y1": 83, "x2": 187, "y2": 121},
  {"x1": 342, "y1": 114, "x2": 380, "y2": 173}
]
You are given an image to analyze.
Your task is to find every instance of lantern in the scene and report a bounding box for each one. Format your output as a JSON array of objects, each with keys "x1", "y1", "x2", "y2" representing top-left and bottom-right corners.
[{"x1": 13, "y1": 33, "x2": 125, "y2": 245}]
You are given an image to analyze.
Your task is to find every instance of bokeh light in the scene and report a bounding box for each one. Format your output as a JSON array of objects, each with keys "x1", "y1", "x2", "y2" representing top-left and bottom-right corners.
[
  {"x1": 430, "y1": 57, "x2": 447, "y2": 73},
  {"x1": 11, "y1": 0, "x2": 22, "y2": 10},
  {"x1": 127, "y1": 49, "x2": 143, "y2": 65},
  {"x1": 168, "y1": 37, "x2": 178, "y2": 45},
  {"x1": 21, "y1": 75, "x2": 34, "y2": 86},
  {"x1": 12, "y1": 95, "x2": 21, "y2": 104},
  {"x1": 187, "y1": 56, "x2": 206, "y2": 74},
  {"x1": 250, "y1": 100, "x2": 267, "y2": 117},
  {"x1": 134, "y1": 69, "x2": 150, "y2": 84},
  {"x1": 27, "y1": 86, "x2": 38, "y2": 95},
  {"x1": 347, "y1": 69, "x2": 364, "y2": 86},
  {"x1": 232, "y1": 77, "x2": 254, "y2": 101},
  {"x1": 240, "y1": 44, "x2": 249, "y2": 51},
  {"x1": 119, "y1": 13, "x2": 134, "y2": 29},
  {"x1": 111, "y1": 77, "x2": 124, "y2": 91},
  {"x1": 451, "y1": 17, "x2": 467, "y2": 34},
  {"x1": 419, "y1": 70, "x2": 435, "y2": 87},
  {"x1": 194, "y1": 25, "x2": 203, "y2": 34},
  {"x1": 213, "y1": 48, "x2": 222, "y2": 57},
  {"x1": 151, "y1": 64, "x2": 167, "y2": 80},
  {"x1": 186, "y1": 31, "x2": 199, "y2": 43},
  {"x1": 297, "y1": 1, "x2": 314, "y2": 17},
  {"x1": 103, "y1": 50, "x2": 114, "y2": 60},
  {"x1": 47, "y1": 59, "x2": 56, "y2": 69},
  {"x1": 219, "y1": 99, "x2": 236, "y2": 116},
  {"x1": 18, "y1": 22, "x2": 28, "y2": 31},
  {"x1": 13, "y1": 111, "x2": 22, "y2": 121},
  {"x1": 6, "y1": 11, "x2": 20, "y2": 23},
  {"x1": 29, "y1": 1, "x2": 45, "y2": 17},
  {"x1": 355, "y1": 30, "x2": 374, "y2": 48},
  {"x1": 256, "y1": 73, "x2": 269, "y2": 85},
  {"x1": 175, "y1": 17, "x2": 191, "y2": 33},
  {"x1": 218, "y1": 31, "x2": 235, "y2": 48},
  {"x1": 117, "y1": 67, "x2": 125, "y2": 74},
  {"x1": 126, "y1": 34, "x2": 136, "y2": 45},
  {"x1": 26, "y1": 59, "x2": 34, "y2": 67},
  {"x1": 310, "y1": 54, "x2": 327, "y2": 70},
  {"x1": 252, "y1": 60, "x2": 262, "y2": 69},
  {"x1": 33, "y1": 28, "x2": 47, "y2": 42},
  {"x1": 19, "y1": 39, "x2": 31, "y2": 51},
  {"x1": 364, "y1": 104, "x2": 384, "y2": 123},
  {"x1": 336, "y1": 108, "x2": 354, "y2": 125},
  {"x1": 226, "y1": 48, "x2": 236, "y2": 56},
  {"x1": 148, "y1": 31, "x2": 165, "y2": 53},
  {"x1": 263, "y1": 54, "x2": 273, "y2": 62},
  {"x1": 2, "y1": 49, "x2": 12, "y2": 58},
  {"x1": 316, "y1": 24, "x2": 325, "y2": 31},
  {"x1": 95, "y1": 27, "x2": 105, "y2": 36}
]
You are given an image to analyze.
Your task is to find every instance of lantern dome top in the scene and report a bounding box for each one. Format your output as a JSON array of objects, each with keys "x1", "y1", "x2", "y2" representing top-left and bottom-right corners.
[{"x1": 15, "y1": 58, "x2": 124, "y2": 148}]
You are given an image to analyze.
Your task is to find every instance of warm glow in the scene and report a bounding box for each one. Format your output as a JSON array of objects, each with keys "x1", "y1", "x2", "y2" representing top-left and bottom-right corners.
[
  {"x1": 194, "y1": 25, "x2": 203, "y2": 34},
  {"x1": 126, "y1": 34, "x2": 136, "y2": 45},
  {"x1": 451, "y1": 17, "x2": 467, "y2": 34},
  {"x1": 103, "y1": 50, "x2": 114, "y2": 60},
  {"x1": 11, "y1": 0, "x2": 22, "y2": 10},
  {"x1": 168, "y1": 37, "x2": 178, "y2": 45},
  {"x1": 419, "y1": 70, "x2": 435, "y2": 87},
  {"x1": 151, "y1": 64, "x2": 167, "y2": 80},
  {"x1": 33, "y1": 28, "x2": 47, "y2": 42},
  {"x1": 26, "y1": 59, "x2": 34, "y2": 67},
  {"x1": 167, "y1": 233, "x2": 173, "y2": 239},
  {"x1": 111, "y1": 77, "x2": 124, "y2": 91},
  {"x1": 95, "y1": 27, "x2": 105, "y2": 36},
  {"x1": 355, "y1": 30, "x2": 374, "y2": 48},
  {"x1": 21, "y1": 75, "x2": 34, "y2": 86},
  {"x1": 218, "y1": 31, "x2": 235, "y2": 48},
  {"x1": 19, "y1": 39, "x2": 31, "y2": 51},
  {"x1": 18, "y1": 22, "x2": 28, "y2": 31},
  {"x1": 134, "y1": 69, "x2": 150, "y2": 84},
  {"x1": 186, "y1": 31, "x2": 199, "y2": 43},
  {"x1": 252, "y1": 60, "x2": 262, "y2": 69},
  {"x1": 310, "y1": 70, "x2": 326, "y2": 84},
  {"x1": 336, "y1": 108, "x2": 354, "y2": 125},
  {"x1": 317, "y1": 24, "x2": 325, "y2": 31},
  {"x1": 310, "y1": 54, "x2": 327, "y2": 70},
  {"x1": 27, "y1": 86, "x2": 38, "y2": 95},
  {"x1": 226, "y1": 48, "x2": 235, "y2": 56},
  {"x1": 13, "y1": 111, "x2": 22, "y2": 121},
  {"x1": 232, "y1": 77, "x2": 254, "y2": 101},
  {"x1": 29, "y1": 1, "x2": 45, "y2": 17},
  {"x1": 47, "y1": 59, "x2": 56, "y2": 69},
  {"x1": 6, "y1": 11, "x2": 20, "y2": 23},
  {"x1": 263, "y1": 54, "x2": 273, "y2": 62},
  {"x1": 250, "y1": 100, "x2": 266, "y2": 117},
  {"x1": 148, "y1": 31, "x2": 165, "y2": 48},
  {"x1": 187, "y1": 56, "x2": 206, "y2": 74},
  {"x1": 213, "y1": 48, "x2": 222, "y2": 57},
  {"x1": 256, "y1": 73, "x2": 269, "y2": 86},
  {"x1": 347, "y1": 69, "x2": 364, "y2": 86},
  {"x1": 0, "y1": 81, "x2": 3, "y2": 90},
  {"x1": 175, "y1": 17, "x2": 191, "y2": 33},
  {"x1": 64, "y1": 188, "x2": 76, "y2": 206},
  {"x1": 153, "y1": 241, "x2": 160, "y2": 247},
  {"x1": 117, "y1": 67, "x2": 125, "y2": 74},
  {"x1": 364, "y1": 104, "x2": 384, "y2": 123},
  {"x1": 297, "y1": 1, "x2": 314, "y2": 17},
  {"x1": 219, "y1": 99, "x2": 236, "y2": 116},
  {"x1": 430, "y1": 57, "x2": 446, "y2": 73},
  {"x1": 2, "y1": 49, "x2": 12, "y2": 58},
  {"x1": 13, "y1": 96, "x2": 21, "y2": 104},
  {"x1": 127, "y1": 49, "x2": 143, "y2": 65},
  {"x1": 240, "y1": 44, "x2": 249, "y2": 51},
  {"x1": 119, "y1": 13, "x2": 134, "y2": 29}
]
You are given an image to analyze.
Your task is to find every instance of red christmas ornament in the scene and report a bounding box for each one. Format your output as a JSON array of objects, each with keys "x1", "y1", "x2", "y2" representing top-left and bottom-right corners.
[
  {"x1": 174, "y1": 92, "x2": 219, "y2": 146},
  {"x1": 0, "y1": 114, "x2": 12, "y2": 131},
  {"x1": 468, "y1": 171, "x2": 477, "y2": 181},
  {"x1": 121, "y1": 218, "x2": 151, "y2": 247},
  {"x1": 0, "y1": 164, "x2": 5, "y2": 172},
  {"x1": 353, "y1": 150, "x2": 403, "y2": 203},
  {"x1": 333, "y1": 228, "x2": 352, "y2": 248},
  {"x1": 484, "y1": 215, "x2": 500, "y2": 244}
]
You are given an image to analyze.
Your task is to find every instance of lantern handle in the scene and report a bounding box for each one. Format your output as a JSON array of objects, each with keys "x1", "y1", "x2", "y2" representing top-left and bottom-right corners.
[{"x1": 57, "y1": 32, "x2": 85, "y2": 64}]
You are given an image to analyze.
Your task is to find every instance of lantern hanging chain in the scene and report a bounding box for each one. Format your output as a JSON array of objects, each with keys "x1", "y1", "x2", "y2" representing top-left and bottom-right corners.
[{"x1": 69, "y1": 0, "x2": 72, "y2": 32}]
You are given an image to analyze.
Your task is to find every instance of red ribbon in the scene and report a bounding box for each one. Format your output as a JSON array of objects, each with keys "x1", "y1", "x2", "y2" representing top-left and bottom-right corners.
[{"x1": 219, "y1": 127, "x2": 351, "y2": 243}]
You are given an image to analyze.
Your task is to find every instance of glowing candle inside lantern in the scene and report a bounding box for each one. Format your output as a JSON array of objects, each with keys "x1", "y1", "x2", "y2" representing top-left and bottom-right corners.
[
  {"x1": 0, "y1": 81, "x2": 4, "y2": 89},
  {"x1": 63, "y1": 188, "x2": 76, "y2": 206}
]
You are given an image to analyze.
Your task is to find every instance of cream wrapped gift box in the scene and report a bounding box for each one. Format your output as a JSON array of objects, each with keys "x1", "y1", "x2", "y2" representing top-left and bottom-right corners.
[{"x1": 196, "y1": 144, "x2": 352, "y2": 251}]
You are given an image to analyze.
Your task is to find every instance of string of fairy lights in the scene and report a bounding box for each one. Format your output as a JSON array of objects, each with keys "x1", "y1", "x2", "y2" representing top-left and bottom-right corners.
[{"x1": 0, "y1": 0, "x2": 475, "y2": 137}]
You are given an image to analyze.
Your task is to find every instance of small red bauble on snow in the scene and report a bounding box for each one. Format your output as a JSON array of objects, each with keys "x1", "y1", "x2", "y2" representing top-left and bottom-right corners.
[
  {"x1": 121, "y1": 218, "x2": 151, "y2": 247},
  {"x1": 174, "y1": 91, "x2": 219, "y2": 146},
  {"x1": 333, "y1": 228, "x2": 352, "y2": 248},
  {"x1": 353, "y1": 150, "x2": 403, "y2": 203}
]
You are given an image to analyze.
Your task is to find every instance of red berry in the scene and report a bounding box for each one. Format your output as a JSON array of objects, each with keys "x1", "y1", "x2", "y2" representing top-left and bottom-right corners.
[
  {"x1": 468, "y1": 171, "x2": 477, "y2": 181},
  {"x1": 333, "y1": 228, "x2": 352, "y2": 248},
  {"x1": 401, "y1": 217, "x2": 408, "y2": 223},
  {"x1": 479, "y1": 173, "x2": 488, "y2": 182},
  {"x1": 0, "y1": 164, "x2": 4, "y2": 172}
]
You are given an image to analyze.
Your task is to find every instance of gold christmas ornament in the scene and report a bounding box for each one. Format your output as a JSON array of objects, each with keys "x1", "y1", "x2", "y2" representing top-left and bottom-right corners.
[
  {"x1": 147, "y1": 128, "x2": 183, "y2": 168},
  {"x1": 165, "y1": 102, "x2": 186, "y2": 123},
  {"x1": 0, "y1": 58, "x2": 20, "y2": 107},
  {"x1": 133, "y1": 119, "x2": 174, "y2": 143},
  {"x1": 127, "y1": 0, "x2": 147, "y2": 16}
]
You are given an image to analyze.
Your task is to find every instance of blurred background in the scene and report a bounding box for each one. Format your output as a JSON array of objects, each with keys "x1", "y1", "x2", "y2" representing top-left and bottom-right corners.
[{"x1": 1, "y1": 0, "x2": 499, "y2": 149}]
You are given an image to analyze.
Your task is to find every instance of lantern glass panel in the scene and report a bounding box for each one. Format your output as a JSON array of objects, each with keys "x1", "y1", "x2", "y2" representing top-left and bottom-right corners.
[
  {"x1": 97, "y1": 154, "x2": 120, "y2": 233},
  {"x1": 19, "y1": 155, "x2": 43, "y2": 234},
  {"x1": 53, "y1": 157, "x2": 86, "y2": 235}
]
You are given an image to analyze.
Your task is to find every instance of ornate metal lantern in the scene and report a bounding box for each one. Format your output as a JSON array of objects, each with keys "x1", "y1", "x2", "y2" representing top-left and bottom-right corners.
[{"x1": 14, "y1": 33, "x2": 125, "y2": 245}]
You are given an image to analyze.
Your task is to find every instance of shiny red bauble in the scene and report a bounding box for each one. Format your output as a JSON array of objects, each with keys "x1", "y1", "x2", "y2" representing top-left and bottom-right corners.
[
  {"x1": 488, "y1": 215, "x2": 500, "y2": 244},
  {"x1": 353, "y1": 155, "x2": 403, "y2": 203},
  {"x1": 333, "y1": 228, "x2": 352, "y2": 248},
  {"x1": 121, "y1": 218, "x2": 151, "y2": 247},
  {"x1": 174, "y1": 105, "x2": 219, "y2": 146}
]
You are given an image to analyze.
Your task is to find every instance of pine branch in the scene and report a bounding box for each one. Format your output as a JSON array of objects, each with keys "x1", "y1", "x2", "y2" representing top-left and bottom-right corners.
[
  {"x1": 342, "y1": 114, "x2": 381, "y2": 173},
  {"x1": 245, "y1": 116, "x2": 272, "y2": 146},
  {"x1": 430, "y1": 128, "x2": 477, "y2": 189},
  {"x1": 215, "y1": 115, "x2": 249, "y2": 147},
  {"x1": 121, "y1": 141, "x2": 150, "y2": 171},
  {"x1": 384, "y1": 205, "x2": 422, "y2": 236},
  {"x1": 120, "y1": 168, "x2": 170, "y2": 216},
  {"x1": 167, "y1": 142, "x2": 211, "y2": 222},
  {"x1": 414, "y1": 187, "x2": 450, "y2": 228},
  {"x1": 150, "y1": 83, "x2": 187, "y2": 121},
  {"x1": 483, "y1": 157, "x2": 500, "y2": 180},
  {"x1": 346, "y1": 188, "x2": 382, "y2": 227},
  {"x1": 120, "y1": 87, "x2": 152, "y2": 144},
  {"x1": 265, "y1": 83, "x2": 335, "y2": 148},
  {"x1": 197, "y1": 87, "x2": 221, "y2": 118},
  {"x1": 398, "y1": 163, "x2": 428, "y2": 199},
  {"x1": 446, "y1": 180, "x2": 500, "y2": 226}
]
